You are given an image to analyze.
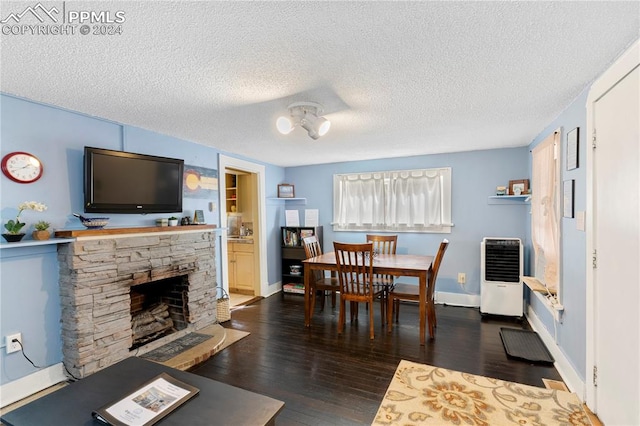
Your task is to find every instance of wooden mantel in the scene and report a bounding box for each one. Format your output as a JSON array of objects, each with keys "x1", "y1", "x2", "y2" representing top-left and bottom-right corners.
[{"x1": 55, "y1": 224, "x2": 217, "y2": 238}]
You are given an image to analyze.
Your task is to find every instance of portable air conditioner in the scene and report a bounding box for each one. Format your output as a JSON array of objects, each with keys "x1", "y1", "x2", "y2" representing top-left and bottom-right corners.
[{"x1": 480, "y1": 237, "x2": 523, "y2": 317}]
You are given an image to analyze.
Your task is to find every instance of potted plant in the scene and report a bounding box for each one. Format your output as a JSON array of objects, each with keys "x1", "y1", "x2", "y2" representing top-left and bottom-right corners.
[
  {"x1": 168, "y1": 216, "x2": 179, "y2": 226},
  {"x1": 3, "y1": 201, "x2": 47, "y2": 242},
  {"x1": 32, "y1": 221, "x2": 51, "y2": 241}
]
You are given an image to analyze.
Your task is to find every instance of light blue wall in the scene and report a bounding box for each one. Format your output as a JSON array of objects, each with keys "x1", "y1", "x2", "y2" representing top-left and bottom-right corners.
[
  {"x1": 0, "y1": 94, "x2": 285, "y2": 385},
  {"x1": 527, "y1": 88, "x2": 588, "y2": 382},
  {"x1": 0, "y1": 245, "x2": 62, "y2": 384},
  {"x1": 284, "y1": 147, "x2": 530, "y2": 294}
]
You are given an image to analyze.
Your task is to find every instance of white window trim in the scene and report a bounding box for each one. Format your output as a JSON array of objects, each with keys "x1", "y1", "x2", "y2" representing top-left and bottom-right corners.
[{"x1": 332, "y1": 167, "x2": 452, "y2": 233}]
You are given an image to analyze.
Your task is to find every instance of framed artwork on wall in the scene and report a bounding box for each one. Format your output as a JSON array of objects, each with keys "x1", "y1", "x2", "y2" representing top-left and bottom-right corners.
[
  {"x1": 278, "y1": 184, "x2": 295, "y2": 198},
  {"x1": 508, "y1": 179, "x2": 529, "y2": 196},
  {"x1": 566, "y1": 127, "x2": 579, "y2": 170},
  {"x1": 563, "y1": 180, "x2": 575, "y2": 218}
]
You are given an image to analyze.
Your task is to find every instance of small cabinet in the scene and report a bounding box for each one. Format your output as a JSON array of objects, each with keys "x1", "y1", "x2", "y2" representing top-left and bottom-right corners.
[
  {"x1": 281, "y1": 226, "x2": 323, "y2": 296},
  {"x1": 228, "y1": 242, "x2": 254, "y2": 294}
]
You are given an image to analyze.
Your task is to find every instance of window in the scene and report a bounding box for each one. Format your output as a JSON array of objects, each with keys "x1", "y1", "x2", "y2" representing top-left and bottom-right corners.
[
  {"x1": 332, "y1": 167, "x2": 452, "y2": 233},
  {"x1": 531, "y1": 130, "x2": 560, "y2": 295}
]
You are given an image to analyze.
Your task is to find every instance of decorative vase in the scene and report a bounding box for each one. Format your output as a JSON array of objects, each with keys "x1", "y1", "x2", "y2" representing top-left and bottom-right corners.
[
  {"x1": 32, "y1": 230, "x2": 51, "y2": 241},
  {"x1": 2, "y1": 233, "x2": 26, "y2": 243}
]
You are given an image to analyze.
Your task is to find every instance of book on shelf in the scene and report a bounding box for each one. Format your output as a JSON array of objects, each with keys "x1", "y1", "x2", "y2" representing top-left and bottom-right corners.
[
  {"x1": 282, "y1": 229, "x2": 300, "y2": 247},
  {"x1": 283, "y1": 283, "x2": 305, "y2": 294},
  {"x1": 92, "y1": 373, "x2": 199, "y2": 426}
]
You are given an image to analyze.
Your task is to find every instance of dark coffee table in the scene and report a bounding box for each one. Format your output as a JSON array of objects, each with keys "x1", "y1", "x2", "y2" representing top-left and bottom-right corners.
[{"x1": 1, "y1": 357, "x2": 284, "y2": 425}]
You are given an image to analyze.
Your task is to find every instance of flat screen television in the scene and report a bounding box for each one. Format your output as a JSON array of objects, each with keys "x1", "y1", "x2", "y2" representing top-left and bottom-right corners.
[{"x1": 84, "y1": 147, "x2": 184, "y2": 214}]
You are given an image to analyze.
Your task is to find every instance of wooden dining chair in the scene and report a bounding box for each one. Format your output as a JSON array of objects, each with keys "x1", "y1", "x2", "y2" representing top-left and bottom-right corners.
[
  {"x1": 366, "y1": 234, "x2": 398, "y2": 317},
  {"x1": 366, "y1": 234, "x2": 398, "y2": 256},
  {"x1": 333, "y1": 242, "x2": 386, "y2": 339},
  {"x1": 302, "y1": 235, "x2": 339, "y2": 313},
  {"x1": 387, "y1": 239, "x2": 449, "y2": 338}
]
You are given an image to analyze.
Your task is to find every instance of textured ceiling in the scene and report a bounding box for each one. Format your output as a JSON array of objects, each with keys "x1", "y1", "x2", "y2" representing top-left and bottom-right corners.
[{"x1": 1, "y1": 1, "x2": 638, "y2": 167}]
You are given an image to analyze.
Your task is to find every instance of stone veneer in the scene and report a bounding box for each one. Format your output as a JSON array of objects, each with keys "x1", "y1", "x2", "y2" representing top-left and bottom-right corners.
[{"x1": 57, "y1": 229, "x2": 217, "y2": 378}]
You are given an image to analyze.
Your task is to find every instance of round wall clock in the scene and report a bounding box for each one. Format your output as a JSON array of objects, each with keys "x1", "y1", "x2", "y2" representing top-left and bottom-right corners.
[{"x1": 1, "y1": 151, "x2": 44, "y2": 183}]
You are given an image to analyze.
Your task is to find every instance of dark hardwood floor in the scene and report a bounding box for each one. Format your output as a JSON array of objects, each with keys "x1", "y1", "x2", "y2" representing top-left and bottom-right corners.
[{"x1": 190, "y1": 293, "x2": 562, "y2": 425}]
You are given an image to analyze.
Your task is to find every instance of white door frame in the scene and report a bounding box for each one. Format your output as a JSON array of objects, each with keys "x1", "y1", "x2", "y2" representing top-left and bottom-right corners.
[
  {"x1": 585, "y1": 39, "x2": 639, "y2": 409},
  {"x1": 218, "y1": 155, "x2": 268, "y2": 297}
]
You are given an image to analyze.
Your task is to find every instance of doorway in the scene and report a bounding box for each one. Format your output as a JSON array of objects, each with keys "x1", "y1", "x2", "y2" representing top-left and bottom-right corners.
[{"x1": 218, "y1": 155, "x2": 268, "y2": 300}]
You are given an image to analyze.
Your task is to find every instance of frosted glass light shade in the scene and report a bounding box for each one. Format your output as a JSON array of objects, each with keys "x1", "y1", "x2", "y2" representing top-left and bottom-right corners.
[
  {"x1": 276, "y1": 116, "x2": 294, "y2": 134},
  {"x1": 317, "y1": 117, "x2": 331, "y2": 136}
]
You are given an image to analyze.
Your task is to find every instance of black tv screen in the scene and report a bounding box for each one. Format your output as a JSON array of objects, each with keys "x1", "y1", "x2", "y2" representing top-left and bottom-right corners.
[{"x1": 84, "y1": 147, "x2": 184, "y2": 214}]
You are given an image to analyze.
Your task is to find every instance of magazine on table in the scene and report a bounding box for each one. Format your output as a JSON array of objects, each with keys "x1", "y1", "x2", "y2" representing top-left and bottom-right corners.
[{"x1": 92, "y1": 373, "x2": 199, "y2": 426}]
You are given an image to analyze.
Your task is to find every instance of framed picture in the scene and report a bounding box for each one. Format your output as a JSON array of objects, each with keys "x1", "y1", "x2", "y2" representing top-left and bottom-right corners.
[
  {"x1": 563, "y1": 180, "x2": 574, "y2": 218},
  {"x1": 508, "y1": 179, "x2": 529, "y2": 196},
  {"x1": 278, "y1": 184, "x2": 295, "y2": 198},
  {"x1": 566, "y1": 127, "x2": 579, "y2": 170},
  {"x1": 193, "y1": 209, "x2": 205, "y2": 224}
]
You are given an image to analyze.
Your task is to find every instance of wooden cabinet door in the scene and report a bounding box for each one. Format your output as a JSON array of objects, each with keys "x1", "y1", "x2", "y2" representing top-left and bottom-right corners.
[
  {"x1": 235, "y1": 251, "x2": 255, "y2": 291},
  {"x1": 228, "y1": 250, "x2": 236, "y2": 287}
]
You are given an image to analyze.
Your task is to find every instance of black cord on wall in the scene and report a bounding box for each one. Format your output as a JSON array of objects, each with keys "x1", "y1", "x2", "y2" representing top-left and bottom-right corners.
[{"x1": 13, "y1": 338, "x2": 80, "y2": 382}]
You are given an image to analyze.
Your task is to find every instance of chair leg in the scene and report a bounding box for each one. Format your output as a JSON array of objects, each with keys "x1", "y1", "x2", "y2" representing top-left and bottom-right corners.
[
  {"x1": 379, "y1": 294, "x2": 386, "y2": 327},
  {"x1": 427, "y1": 303, "x2": 436, "y2": 338},
  {"x1": 331, "y1": 291, "x2": 336, "y2": 308},
  {"x1": 310, "y1": 287, "x2": 316, "y2": 316},
  {"x1": 369, "y1": 299, "x2": 375, "y2": 340},
  {"x1": 338, "y1": 299, "x2": 346, "y2": 334},
  {"x1": 319, "y1": 290, "x2": 325, "y2": 311},
  {"x1": 395, "y1": 299, "x2": 400, "y2": 323},
  {"x1": 387, "y1": 295, "x2": 394, "y2": 332}
]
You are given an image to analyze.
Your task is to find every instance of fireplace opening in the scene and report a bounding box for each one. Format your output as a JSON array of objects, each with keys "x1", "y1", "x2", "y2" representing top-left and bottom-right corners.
[{"x1": 130, "y1": 275, "x2": 190, "y2": 349}]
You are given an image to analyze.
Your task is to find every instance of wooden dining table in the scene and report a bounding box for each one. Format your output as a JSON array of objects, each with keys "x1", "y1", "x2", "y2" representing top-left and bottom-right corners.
[{"x1": 302, "y1": 252, "x2": 435, "y2": 345}]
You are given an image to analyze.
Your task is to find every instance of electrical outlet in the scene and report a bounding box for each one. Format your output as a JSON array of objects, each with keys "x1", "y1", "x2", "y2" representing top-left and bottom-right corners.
[
  {"x1": 457, "y1": 272, "x2": 466, "y2": 285},
  {"x1": 6, "y1": 333, "x2": 22, "y2": 354}
]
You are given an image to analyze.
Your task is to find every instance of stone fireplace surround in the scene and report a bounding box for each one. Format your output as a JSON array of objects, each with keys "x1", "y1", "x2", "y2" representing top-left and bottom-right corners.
[{"x1": 56, "y1": 226, "x2": 217, "y2": 379}]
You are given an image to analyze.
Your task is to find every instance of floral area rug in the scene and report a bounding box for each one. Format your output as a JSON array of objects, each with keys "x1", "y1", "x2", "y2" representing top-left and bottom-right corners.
[{"x1": 373, "y1": 360, "x2": 592, "y2": 426}]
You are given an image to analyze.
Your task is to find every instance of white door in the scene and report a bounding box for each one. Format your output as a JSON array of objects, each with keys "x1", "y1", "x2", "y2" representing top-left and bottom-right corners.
[{"x1": 592, "y1": 64, "x2": 639, "y2": 424}]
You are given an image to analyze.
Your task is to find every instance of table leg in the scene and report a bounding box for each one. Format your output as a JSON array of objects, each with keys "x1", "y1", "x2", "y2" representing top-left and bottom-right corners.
[
  {"x1": 419, "y1": 271, "x2": 426, "y2": 345},
  {"x1": 304, "y1": 265, "x2": 311, "y2": 327}
]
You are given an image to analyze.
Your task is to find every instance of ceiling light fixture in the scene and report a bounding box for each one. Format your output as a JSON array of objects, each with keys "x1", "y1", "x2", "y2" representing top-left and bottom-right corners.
[{"x1": 276, "y1": 102, "x2": 331, "y2": 140}]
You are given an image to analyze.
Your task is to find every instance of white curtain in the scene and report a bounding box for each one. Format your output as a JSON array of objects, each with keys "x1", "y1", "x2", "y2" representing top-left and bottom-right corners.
[
  {"x1": 388, "y1": 170, "x2": 441, "y2": 227},
  {"x1": 334, "y1": 168, "x2": 450, "y2": 232},
  {"x1": 531, "y1": 131, "x2": 560, "y2": 291},
  {"x1": 336, "y1": 173, "x2": 385, "y2": 226}
]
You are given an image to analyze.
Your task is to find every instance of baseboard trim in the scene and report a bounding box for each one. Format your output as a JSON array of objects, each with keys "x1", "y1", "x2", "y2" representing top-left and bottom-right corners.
[
  {"x1": 526, "y1": 304, "x2": 585, "y2": 400},
  {"x1": 436, "y1": 291, "x2": 480, "y2": 307},
  {"x1": 0, "y1": 363, "x2": 67, "y2": 408}
]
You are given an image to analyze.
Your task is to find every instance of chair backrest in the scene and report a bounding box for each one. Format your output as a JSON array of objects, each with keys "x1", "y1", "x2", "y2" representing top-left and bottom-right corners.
[
  {"x1": 366, "y1": 234, "x2": 398, "y2": 255},
  {"x1": 303, "y1": 236, "x2": 324, "y2": 281},
  {"x1": 302, "y1": 235, "x2": 322, "y2": 258},
  {"x1": 333, "y1": 242, "x2": 374, "y2": 299},
  {"x1": 427, "y1": 239, "x2": 449, "y2": 301}
]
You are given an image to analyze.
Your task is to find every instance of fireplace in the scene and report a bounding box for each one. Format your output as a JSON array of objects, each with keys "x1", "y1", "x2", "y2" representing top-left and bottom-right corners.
[
  {"x1": 57, "y1": 228, "x2": 217, "y2": 378},
  {"x1": 130, "y1": 275, "x2": 191, "y2": 349}
]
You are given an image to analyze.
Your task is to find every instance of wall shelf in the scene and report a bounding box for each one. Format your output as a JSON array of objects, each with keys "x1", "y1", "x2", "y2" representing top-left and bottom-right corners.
[
  {"x1": 487, "y1": 195, "x2": 530, "y2": 205},
  {"x1": 0, "y1": 237, "x2": 75, "y2": 250},
  {"x1": 267, "y1": 197, "x2": 307, "y2": 204}
]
